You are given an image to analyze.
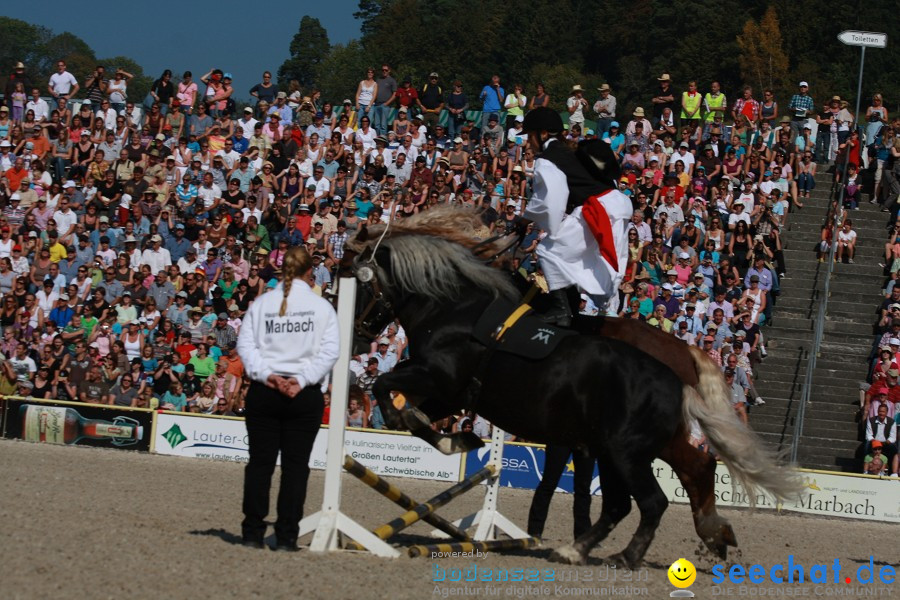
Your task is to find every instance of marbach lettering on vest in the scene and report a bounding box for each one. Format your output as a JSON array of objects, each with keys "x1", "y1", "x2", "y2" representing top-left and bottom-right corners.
[
  {"x1": 264, "y1": 310, "x2": 315, "y2": 318},
  {"x1": 265, "y1": 318, "x2": 315, "y2": 334}
]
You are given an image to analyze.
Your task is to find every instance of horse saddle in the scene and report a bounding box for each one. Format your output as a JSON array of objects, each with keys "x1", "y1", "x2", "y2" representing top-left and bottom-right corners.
[{"x1": 472, "y1": 299, "x2": 577, "y2": 360}]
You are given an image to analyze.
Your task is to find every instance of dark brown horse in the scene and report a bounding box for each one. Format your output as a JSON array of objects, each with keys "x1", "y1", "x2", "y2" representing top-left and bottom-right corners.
[{"x1": 344, "y1": 207, "x2": 800, "y2": 566}]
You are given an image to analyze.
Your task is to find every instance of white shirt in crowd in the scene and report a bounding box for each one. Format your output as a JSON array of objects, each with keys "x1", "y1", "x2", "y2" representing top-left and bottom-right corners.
[
  {"x1": 26, "y1": 97, "x2": 50, "y2": 122},
  {"x1": 238, "y1": 116, "x2": 258, "y2": 138},
  {"x1": 49, "y1": 71, "x2": 78, "y2": 96},
  {"x1": 10, "y1": 355, "x2": 37, "y2": 382},
  {"x1": 141, "y1": 246, "x2": 172, "y2": 275},
  {"x1": 53, "y1": 208, "x2": 78, "y2": 238},
  {"x1": 197, "y1": 183, "x2": 222, "y2": 211},
  {"x1": 241, "y1": 207, "x2": 263, "y2": 222}
]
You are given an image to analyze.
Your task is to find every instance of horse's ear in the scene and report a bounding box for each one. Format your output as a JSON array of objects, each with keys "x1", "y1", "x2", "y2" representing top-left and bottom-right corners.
[{"x1": 356, "y1": 224, "x2": 369, "y2": 242}]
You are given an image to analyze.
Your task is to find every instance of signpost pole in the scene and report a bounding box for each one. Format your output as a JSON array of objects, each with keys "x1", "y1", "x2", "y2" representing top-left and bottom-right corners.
[{"x1": 853, "y1": 46, "x2": 865, "y2": 136}]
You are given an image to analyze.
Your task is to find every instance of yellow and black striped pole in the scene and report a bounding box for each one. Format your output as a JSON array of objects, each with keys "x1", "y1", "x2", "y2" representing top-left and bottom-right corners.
[
  {"x1": 366, "y1": 465, "x2": 496, "y2": 541},
  {"x1": 407, "y1": 536, "x2": 540, "y2": 558},
  {"x1": 342, "y1": 456, "x2": 470, "y2": 542}
]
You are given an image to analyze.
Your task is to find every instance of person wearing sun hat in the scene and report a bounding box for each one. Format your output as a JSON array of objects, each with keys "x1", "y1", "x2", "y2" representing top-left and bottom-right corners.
[
  {"x1": 592, "y1": 83, "x2": 616, "y2": 137},
  {"x1": 625, "y1": 106, "x2": 652, "y2": 136},
  {"x1": 5, "y1": 62, "x2": 29, "y2": 115},
  {"x1": 651, "y1": 73, "x2": 675, "y2": 128},
  {"x1": 566, "y1": 84, "x2": 588, "y2": 129}
]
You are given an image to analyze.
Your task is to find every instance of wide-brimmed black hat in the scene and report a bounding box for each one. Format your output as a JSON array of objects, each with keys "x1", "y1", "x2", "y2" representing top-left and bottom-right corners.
[
  {"x1": 576, "y1": 139, "x2": 621, "y2": 186},
  {"x1": 522, "y1": 107, "x2": 563, "y2": 134}
]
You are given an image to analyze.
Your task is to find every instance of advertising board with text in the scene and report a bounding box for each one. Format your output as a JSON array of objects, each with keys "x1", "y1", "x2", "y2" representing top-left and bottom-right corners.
[{"x1": 154, "y1": 413, "x2": 460, "y2": 481}]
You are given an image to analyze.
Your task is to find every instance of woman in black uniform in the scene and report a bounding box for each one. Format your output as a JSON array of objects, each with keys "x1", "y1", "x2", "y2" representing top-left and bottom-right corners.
[{"x1": 236, "y1": 246, "x2": 340, "y2": 550}]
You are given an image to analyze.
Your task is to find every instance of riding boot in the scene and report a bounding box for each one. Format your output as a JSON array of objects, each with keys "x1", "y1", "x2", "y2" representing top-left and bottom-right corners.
[{"x1": 541, "y1": 288, "x2": 572, "y2": 328}]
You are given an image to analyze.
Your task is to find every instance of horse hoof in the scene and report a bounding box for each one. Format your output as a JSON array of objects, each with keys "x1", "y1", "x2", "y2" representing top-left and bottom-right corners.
[
  {"x1": 458, "y1": 432, "x2": 486, "y2": 451},
  {"x1": 608, "y1": 552, "x2": 641, "y2": 570},
  {"x1": 550, "y1": 546, "x2": 584, "y2": 565},
  {"x1": 705, "y1": 539, "x2": 728, "y2": 560},
  {"x1": 432, "y1": 432, "x2": 486, "y2": 455},
  {"x1": 703, "y1": 523, "x2": 738, "y2": 559},
  {"x1": 722, "y1": 523, "x2": 738, "y2": 547}
]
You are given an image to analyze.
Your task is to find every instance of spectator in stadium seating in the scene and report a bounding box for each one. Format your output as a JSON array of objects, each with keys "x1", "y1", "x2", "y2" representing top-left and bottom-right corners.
[
  {"x1": 864, "y1": 386, "x2": 896, "y2": 420},
  {"x1": 654, "y1": 282, "x2": 680, "y2": 319},
  {"x1": 865, "y1": 404, "x2": 897, "y2": 475},
  {"x1": 835, "y1": 219, "x2": 857, "y2": 263},
  {"x1": 870, "y1": 348, "x2": 898, "y2": 388},
  {"x1": 647, "y1": 303, "x2": 673, "y2": 332},
  {"x1": 724, "y1": 367, "x2": 748, "y2": 424},
  {"x1": 700, "y1": 333, "x2": 720, "y2": 364},
  {"x1": 863, "y1": 441, "x2": 889, "y2": 475}
]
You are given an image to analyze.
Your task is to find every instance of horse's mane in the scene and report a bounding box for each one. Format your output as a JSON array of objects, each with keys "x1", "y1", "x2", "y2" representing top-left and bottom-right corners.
[{"x1": 346, "y1": 206, "x2": 518, "y2": 304}]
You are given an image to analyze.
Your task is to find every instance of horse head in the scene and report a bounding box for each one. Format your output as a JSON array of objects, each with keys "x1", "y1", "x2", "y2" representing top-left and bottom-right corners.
[
  {"x1": 346, "y1": 234, "x2": 398, "y2": 351},
  {"x1": 342, "y1": 208, "x2": 520, "y2": 444},
  {"x1": 344, "y1": 208, "x2": 519, "y2": 341}
]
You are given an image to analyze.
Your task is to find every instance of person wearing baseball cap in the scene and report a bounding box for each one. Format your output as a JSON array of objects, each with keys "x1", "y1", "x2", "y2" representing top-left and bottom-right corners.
[
  {"x1": 788, "y1": 81, "x2": 814, "y2": 140},
  {"x1": 141, "y1": 233, "x2": 171, "y2": 276},
  {"x1": 417, "y1": 72, "x2": 444, "y2": 131},
  {"x1": 520, "y1": 107, "x2": 632, "y2": 323}
]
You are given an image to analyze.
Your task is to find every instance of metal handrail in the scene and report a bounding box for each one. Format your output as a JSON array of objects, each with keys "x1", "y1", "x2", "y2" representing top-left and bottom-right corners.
[
  {"x1": 790, "y1": 51, "x2": 866, "y2": 464},
  {"x1": 790, "y1": 154, "x2": 855, "y2": 464}
]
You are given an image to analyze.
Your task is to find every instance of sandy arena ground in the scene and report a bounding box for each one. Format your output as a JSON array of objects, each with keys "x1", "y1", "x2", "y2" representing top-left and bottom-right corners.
[{"x1": 0, "y1": 438, "x2": 895, "y2": 600}]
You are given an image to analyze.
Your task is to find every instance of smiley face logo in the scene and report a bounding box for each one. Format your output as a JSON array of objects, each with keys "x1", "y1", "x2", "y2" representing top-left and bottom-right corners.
[{"x1": 668, "y1": 558, "x2": 696, "y2": 589}]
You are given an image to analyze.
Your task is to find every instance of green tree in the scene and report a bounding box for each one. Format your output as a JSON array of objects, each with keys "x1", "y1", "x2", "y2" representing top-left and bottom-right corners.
[
  {"x1": 40, "y1": 31, "x2": 97, "y2": 83},
  {"x1": 614, "y1": 54, "x2": 650, "y2": 120},
  {"x1": 0, "y1": 17, "x2": 52, "y2": 81},
  {"x1": 736, "y1": 7, "x2": 791, "y2": 98},
  {"x1": 314, "y1": 41, "x2": 372, "y2": 104},
  {"x1": 495, "y1": 1, "x2": 579, "y2": 86},
  {"x1": 273, "y1": 0, "x2": 900, "y2": 117},
  {"x1": 278, "y1": 16, "x2": 330, "y2": 90},
  {"x1": 354, "y1": 0, "x2": 393, "y2": 39}
]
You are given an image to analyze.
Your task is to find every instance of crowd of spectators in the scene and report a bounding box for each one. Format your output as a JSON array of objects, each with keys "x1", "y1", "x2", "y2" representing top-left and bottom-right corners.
[
  {"x1": 1, "y1": 57, "x2": 892, "y2": 438},
  {"x1": 866, "y1": 277, "x2": 900, "y2": 476},
  {"x1": 864, "y1": 134, "x2": 900, "y2": 475}
]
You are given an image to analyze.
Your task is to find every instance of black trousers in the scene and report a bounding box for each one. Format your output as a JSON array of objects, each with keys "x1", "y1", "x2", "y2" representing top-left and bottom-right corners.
[
  {"x1": 527, "y1": 444, "x2": 595, "y2": 539},
  {"x1": 242, "y1": 381, "x2": 324, "y2": 545}
]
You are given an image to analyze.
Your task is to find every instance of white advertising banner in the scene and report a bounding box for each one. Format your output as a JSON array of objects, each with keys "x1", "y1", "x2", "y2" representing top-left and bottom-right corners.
[
  {"x1": 154, "y1": 413, "x2": 461, "y2": 482},
  {"x1": 155, "y1": 412, "x2": 251, "y2": 463},
  {"x1": 652, "y1": 460, "x2": 900, "y2": 524},
  {"x1": 310, "y1": 427, "x2": 461, "y2": 482}
]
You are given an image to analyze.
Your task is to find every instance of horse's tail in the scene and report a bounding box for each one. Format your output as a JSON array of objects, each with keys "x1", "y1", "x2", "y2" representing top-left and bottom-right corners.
[{"x1": 682, "y1": 345, "x2": 802, "y2": 506}]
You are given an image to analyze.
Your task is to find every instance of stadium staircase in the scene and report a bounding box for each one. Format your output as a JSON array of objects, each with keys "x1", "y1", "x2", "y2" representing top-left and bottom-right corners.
[{"x1": 751, "y1": 171, "x2": 885, "y2": 472}]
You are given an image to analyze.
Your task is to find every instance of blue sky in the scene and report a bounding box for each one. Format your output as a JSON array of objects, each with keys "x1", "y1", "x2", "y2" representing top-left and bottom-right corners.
[{"x1": 3, "y1": 2, "x2": 361, "y2": 99}]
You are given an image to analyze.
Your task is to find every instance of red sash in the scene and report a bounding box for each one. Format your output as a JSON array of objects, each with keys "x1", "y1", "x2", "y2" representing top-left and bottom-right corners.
[{"x1": 581, "y1": 190, "x2": 618, "y2": 272}]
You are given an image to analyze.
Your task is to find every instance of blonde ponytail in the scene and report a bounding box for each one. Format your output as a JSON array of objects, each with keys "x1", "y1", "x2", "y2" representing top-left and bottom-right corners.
[{"x1": 279, "y1": 246, "x2": 313, "y2": 316}]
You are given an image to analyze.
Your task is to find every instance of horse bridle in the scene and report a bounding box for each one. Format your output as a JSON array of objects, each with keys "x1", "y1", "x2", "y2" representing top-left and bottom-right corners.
[
  {"x1": 352, "y1": 258, "x2": 394, "y2": 341},
  {"x1": 471, "y1": 231, "x2": 522, "y2": 265},
  {"x1": 350, "y1": 222, "x2": 521, "y2": 340}
]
